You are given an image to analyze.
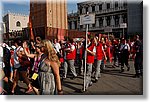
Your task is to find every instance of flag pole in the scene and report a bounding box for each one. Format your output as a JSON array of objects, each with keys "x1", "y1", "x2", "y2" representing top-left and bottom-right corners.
[{"x1": 83, "y1": 12, "x2": 89, "y2": 92}]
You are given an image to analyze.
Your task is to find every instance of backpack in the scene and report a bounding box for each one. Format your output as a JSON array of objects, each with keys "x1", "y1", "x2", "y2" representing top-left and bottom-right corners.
[{"x1": 3, "y1": 47, "x2": 11, "y2": 66}]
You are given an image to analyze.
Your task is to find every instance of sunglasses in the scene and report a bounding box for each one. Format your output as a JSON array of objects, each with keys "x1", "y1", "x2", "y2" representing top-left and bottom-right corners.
[{"x1": 35, "y1": 46, "x2": 41, "y2": 48}]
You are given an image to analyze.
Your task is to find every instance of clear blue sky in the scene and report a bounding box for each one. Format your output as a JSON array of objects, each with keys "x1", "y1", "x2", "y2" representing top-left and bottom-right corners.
[{"x1": 1, "y1": 0, "x2": 86, "y2": 16}]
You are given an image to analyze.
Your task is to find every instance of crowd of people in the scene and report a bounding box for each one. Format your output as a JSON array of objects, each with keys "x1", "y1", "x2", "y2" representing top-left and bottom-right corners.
[{"x1": 0, "y1": 34, "x2": 143, "y2": 95}]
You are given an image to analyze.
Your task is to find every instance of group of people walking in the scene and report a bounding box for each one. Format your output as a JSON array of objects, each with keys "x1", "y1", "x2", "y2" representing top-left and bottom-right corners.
[
  {"x1": 0, "y1": 34, "x2": 143, "y2": 95},
  {"x1": 1, "y1": 37, "x2": 63, "y2": 95}
]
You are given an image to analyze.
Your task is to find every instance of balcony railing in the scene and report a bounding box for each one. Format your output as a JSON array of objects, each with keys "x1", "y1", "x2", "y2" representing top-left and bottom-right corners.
[
  {"x1": 95, "y1": 6, "x2": 127, "y2": 15},
  {"x1": 80, "y1": 6, "x2": 127, "y2": 15},
  {"x1": 79, "y1": 25, "x2": 121, "y2": 31}
]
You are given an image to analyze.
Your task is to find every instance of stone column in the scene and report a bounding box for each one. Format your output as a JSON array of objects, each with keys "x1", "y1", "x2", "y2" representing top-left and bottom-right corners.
[
  {"x1": 110, "y1": 1, "x2": 114, "y2": 8},
  {"x1": 119, "y1": 0, "x2": 123, "y2": 7},
  {"x1": 82, "y1": 7, "x2": 86, "y2": 14},
  {"x1": 102, "y1": 2, "x2": 106, "y2": 10},
  {"x1": 89, "y1": 6, "x2": 92, "y2": 13},
  {"x1": 119, "y1": 15, "x2": 123, "y2": 24},
  {"x1": 111, "y1": 15, "x2": 115, "y2": 26},
  {"x1": 96, "y1": 4, "x2": 99, "y2": 11},
  {"x1": 103, "y1": 16, "x2": 107, "y2": 27},
  {"x1": 96, "y1": 18, "x2": 99, "y2": 27}
]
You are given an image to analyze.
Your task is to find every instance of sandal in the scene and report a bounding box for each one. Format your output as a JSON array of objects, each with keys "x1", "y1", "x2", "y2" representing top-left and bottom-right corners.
[
  {"x1": 25, "y1": 88, "x2": 33, "y2": 93},
  {"x1": 11, "y1": 91, "x2": 14, "y2": 95}
]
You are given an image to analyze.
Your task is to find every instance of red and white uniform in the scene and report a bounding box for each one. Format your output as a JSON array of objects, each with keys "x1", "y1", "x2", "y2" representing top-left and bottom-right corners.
[
  {"x1": 87, "y1": 43, "x2": 96, "y2": 64},
  {"x1": 66, "y1": 43, "x2": 76, "y2": 60},
  {"x1": 96, "y1": 42, "x2": 104, "y2": 60}
]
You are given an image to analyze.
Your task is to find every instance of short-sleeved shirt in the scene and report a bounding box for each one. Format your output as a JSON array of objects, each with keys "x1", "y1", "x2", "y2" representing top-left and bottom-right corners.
[
  {"x1": 54, "y1": 43, "x2": 61, "y2": 53},
  {"x1": 14, "y1": 46, "x2": 23, "y2": 68}
]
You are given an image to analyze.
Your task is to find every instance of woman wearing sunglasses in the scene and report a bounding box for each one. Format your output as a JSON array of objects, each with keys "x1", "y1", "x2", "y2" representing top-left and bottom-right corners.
[{"x1": 23, "y1": 42, "x2": 45, "y2": 95}]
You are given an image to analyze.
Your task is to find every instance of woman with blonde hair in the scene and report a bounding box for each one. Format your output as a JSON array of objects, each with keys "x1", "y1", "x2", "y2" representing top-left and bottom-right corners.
[{"x1": 38, "y1": 40, "x2": 62, "y2": 95}]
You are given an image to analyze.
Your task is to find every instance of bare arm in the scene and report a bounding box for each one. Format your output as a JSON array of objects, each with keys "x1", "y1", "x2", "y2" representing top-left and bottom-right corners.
[
  {"x1": 50, "y1": 61, "x2": 63, "y2": 94},
  {"x1": 23, "y1": 42, "x2": 35, "y2": 58},
  {"x1": 102, "y1": 46, "x2": 107, "y2": 60},
  {"x1": 86, "y1": 48, "x2": 95, "y2": 56},
  {"x1": 23, "y1": 48, "x2": 35, "y2": 58}
]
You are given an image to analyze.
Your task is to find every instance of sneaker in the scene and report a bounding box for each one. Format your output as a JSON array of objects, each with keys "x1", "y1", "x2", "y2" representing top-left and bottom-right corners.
[
  {"x1": 80, "y1": 88, "x2": 87, "y2": 93},
  {"x1": 63, "y1": 75, "x2": 66, "y2": 79},
  {"x1": 98, "y1": 74, "x2": 101, "y2": 78},
  {"x1": 93, "y1": 79, "x2": 98, "y2": 83},
  {"x1": 9, "y1": 79, "x2": 13, "y2": 82},
  {"x1": 120, "y1": 68, "x2": 124, "y2": 73},
  {"x1": 89, "y1": 81, "x2": 93, "y2": 87}
]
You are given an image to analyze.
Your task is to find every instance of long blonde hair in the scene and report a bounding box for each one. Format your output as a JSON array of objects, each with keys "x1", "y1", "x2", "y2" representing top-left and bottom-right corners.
[{"x1": 42, "y1": 40, "x2": 61, "y2": 67}]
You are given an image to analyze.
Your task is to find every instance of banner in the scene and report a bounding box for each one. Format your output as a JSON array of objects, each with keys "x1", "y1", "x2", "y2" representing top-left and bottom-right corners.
[{"x1": 29, "y1": 14, "x2": 34, "y2": 40}]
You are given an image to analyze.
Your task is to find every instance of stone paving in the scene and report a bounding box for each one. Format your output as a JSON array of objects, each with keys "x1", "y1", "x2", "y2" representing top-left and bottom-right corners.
[{"x1": 3, "y1": 60, "x2": 143, "y2": 95}]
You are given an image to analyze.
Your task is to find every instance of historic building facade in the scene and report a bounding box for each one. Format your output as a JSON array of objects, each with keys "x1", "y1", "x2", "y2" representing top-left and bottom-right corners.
[
  {"x1": 2, "y1": 13, "x2": 29, "y2": 46},
  {"x1": 30, "y1": 0, "x2": 68, "y2": 40},
  {"x1": 3, "y1": 13, "x2": 29, "y2": 33},
  {"x1": 68, "y1": 0, "x2": 143, "y2": 38},
  {"x1": 68, "y1": 12, "x2": 78, "y2": 30}
]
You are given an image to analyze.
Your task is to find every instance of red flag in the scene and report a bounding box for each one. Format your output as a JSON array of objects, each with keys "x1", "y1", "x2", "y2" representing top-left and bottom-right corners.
[{"x1": 29, "y1": 14, "x2": 34, "y2": 40}]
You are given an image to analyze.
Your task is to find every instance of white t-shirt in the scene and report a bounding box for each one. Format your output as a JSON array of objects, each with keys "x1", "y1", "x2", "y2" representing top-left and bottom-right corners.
[
  {"x1": 54, "y1": 43, "x2": 61, "y2": 53},
  {"x1": 120, "y1": 43, "x2": 130, "y2": 51},
  {"x1": 14, "y1": 46, "x2": 23, "y2": 68}
]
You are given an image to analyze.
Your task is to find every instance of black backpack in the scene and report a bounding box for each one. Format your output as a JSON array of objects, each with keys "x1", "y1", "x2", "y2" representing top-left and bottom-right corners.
[{"x1": 3, "y1": 47, "x2": 11, "y2": 66}]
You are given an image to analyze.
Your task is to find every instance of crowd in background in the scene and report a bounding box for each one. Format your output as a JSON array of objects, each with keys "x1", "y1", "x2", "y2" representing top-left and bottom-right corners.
[{"x1": 0, "y1": 34, "x2": 143, "y2": 95}]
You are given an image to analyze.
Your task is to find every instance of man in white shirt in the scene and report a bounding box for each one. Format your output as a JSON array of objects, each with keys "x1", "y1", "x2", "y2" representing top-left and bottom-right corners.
[
  {"x1": 120, "y1": 38, "x2": 130, "y2": 72},
  {"x1": 64, "y1": 39, "x2": 77, "y2": 79},
  {"x1": 53, "y1": 39, "x2": 61, "y2": 58}
]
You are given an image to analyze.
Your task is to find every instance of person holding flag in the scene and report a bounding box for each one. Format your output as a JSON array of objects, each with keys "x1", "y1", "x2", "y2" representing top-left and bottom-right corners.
[{"x1": 81, "y1": 35, "x2": 96, "y2": 92}]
